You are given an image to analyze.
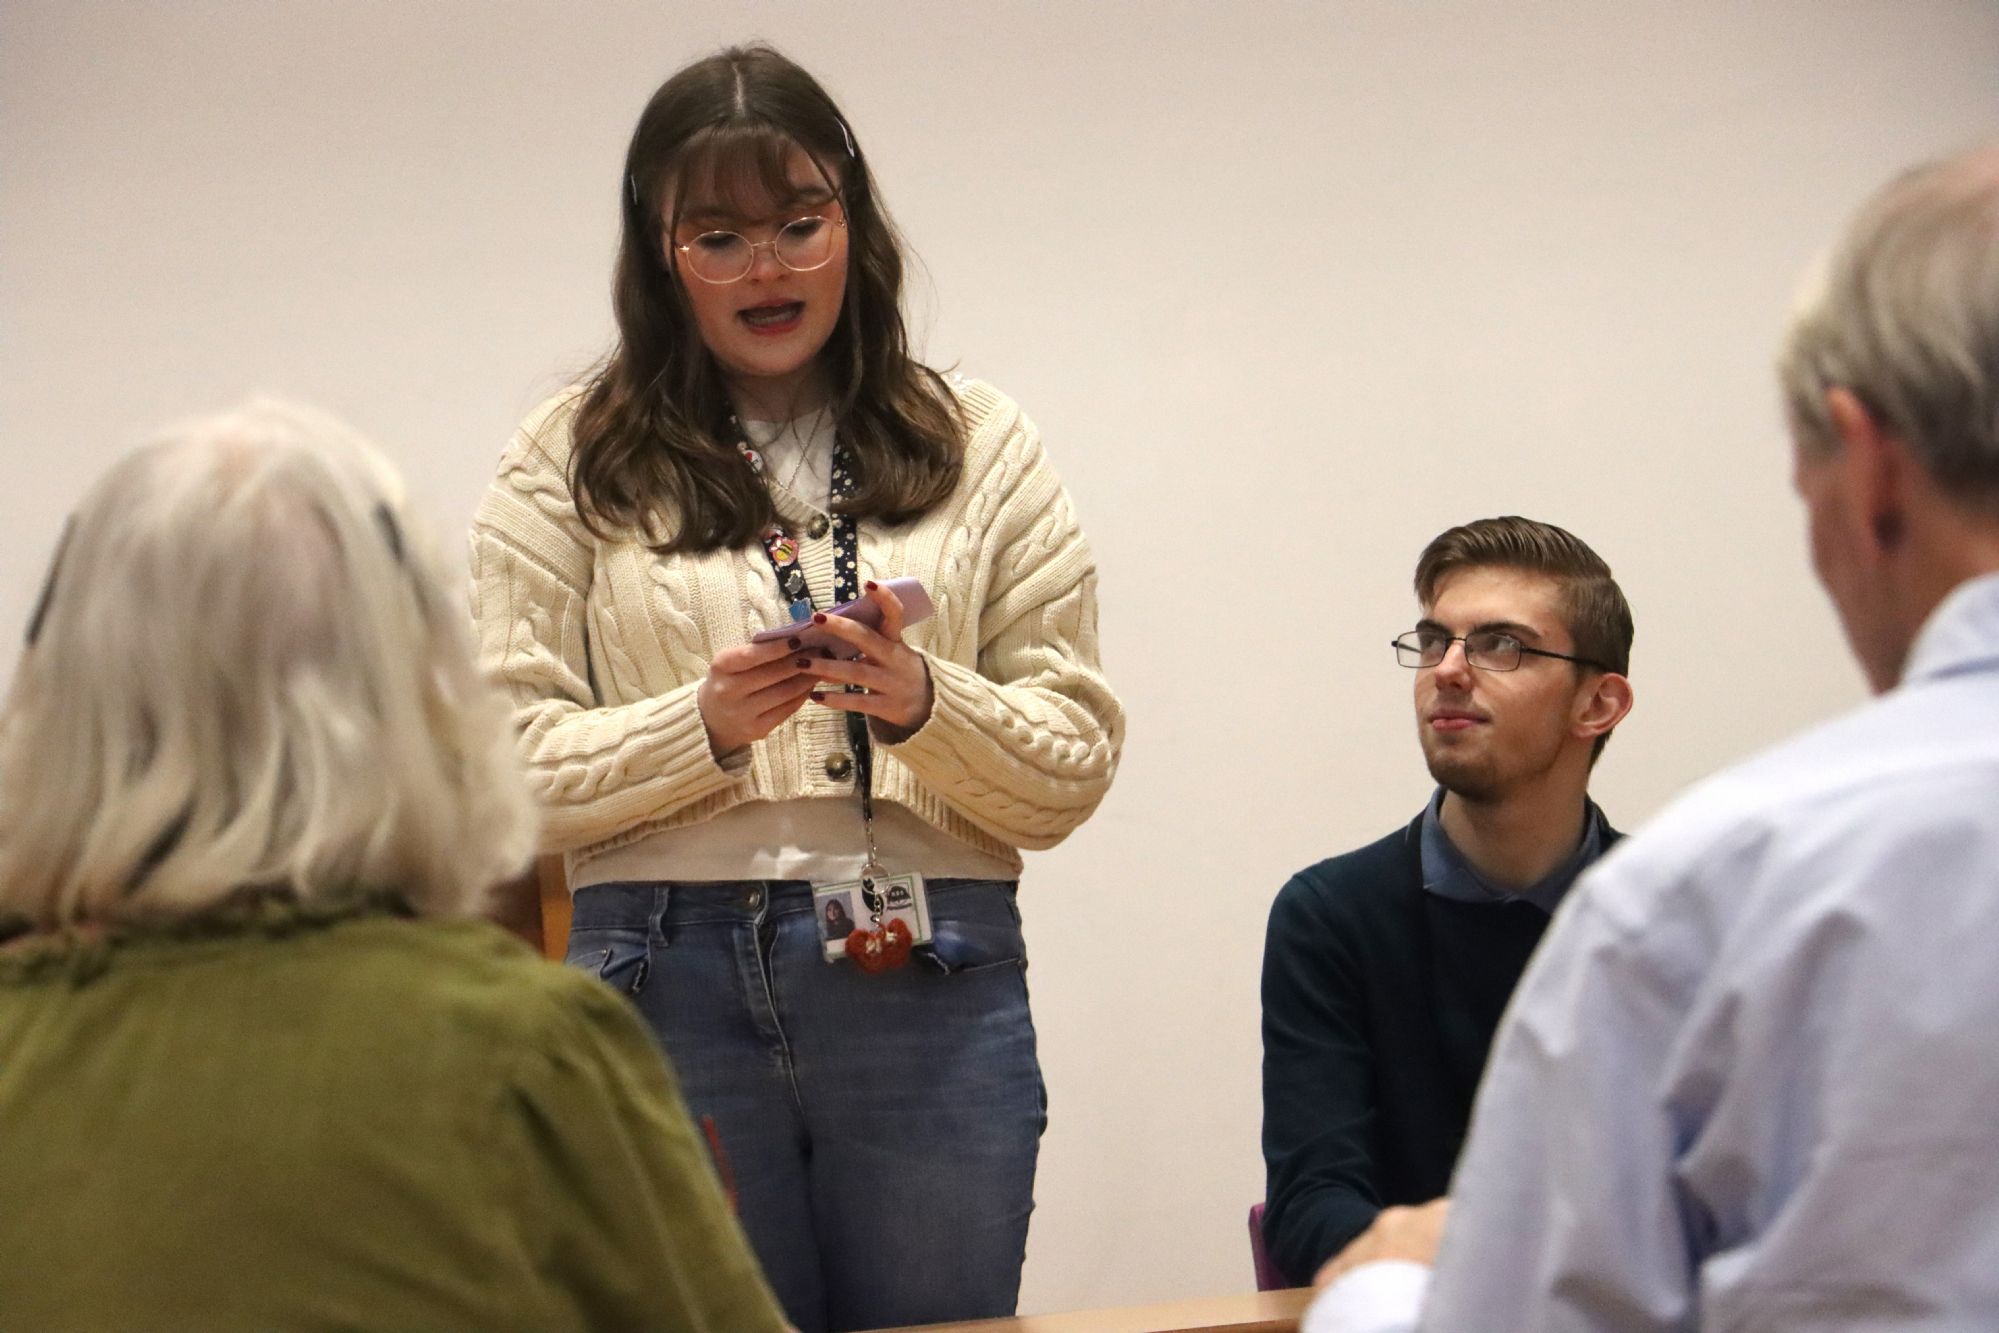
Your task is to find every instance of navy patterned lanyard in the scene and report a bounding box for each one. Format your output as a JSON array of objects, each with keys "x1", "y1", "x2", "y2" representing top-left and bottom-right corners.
[{"x1": 736, "y1": 428, "x2": 880, "y2": 840}]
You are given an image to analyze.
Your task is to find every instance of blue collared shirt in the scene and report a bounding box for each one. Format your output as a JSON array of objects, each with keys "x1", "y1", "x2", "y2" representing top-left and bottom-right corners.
[
  {"x1": 1312, "y1": 569, "x2": 1999, "y2": 1331},
  {"x1": 1418, "y1": 787, "x2": 1608, "y2": 916}
]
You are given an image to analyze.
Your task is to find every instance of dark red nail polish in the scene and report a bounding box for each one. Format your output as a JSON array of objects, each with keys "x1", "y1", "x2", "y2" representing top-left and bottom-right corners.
[
  {"x1": 809, "y1": 691, "x2": 825, "y2": 703},
  {"x1": 865, "y1": 580, "x2": 878, "y2": 592},
  {"x1": 795, "y1": 656, "x2": 811, "y2": 669},
  {"x1": 787, "y1": 636, "x2": 802, "y2": 651},
  {"x1": 812, "y1": 612, "x2": 828, "y2": 625}
]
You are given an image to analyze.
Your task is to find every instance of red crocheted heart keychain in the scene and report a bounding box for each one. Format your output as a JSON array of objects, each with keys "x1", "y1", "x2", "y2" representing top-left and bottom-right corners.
[{"x1": 844, "y1": 916, "x2": 913, "y2": 973}]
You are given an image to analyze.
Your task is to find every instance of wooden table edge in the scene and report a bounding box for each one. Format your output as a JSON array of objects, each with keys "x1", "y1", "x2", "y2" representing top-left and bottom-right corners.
[{"x1": 879, "y1": 1286, "x2": 1313, "y2": 1333}]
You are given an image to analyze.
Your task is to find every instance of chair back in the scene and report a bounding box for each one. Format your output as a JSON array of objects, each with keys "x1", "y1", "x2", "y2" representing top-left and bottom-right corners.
[{"x1": 1248, "y1": 1202, "x2": 1287, "y2": 1291}]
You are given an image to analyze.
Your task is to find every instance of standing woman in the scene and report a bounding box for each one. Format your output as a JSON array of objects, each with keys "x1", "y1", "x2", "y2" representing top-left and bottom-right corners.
[{"x1": 470, "y1": 44, "x2": 1123, "y2": 1333}]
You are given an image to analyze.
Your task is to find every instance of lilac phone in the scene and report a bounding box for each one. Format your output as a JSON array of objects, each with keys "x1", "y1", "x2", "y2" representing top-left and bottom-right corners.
[{"x1": 751, "y1": 576, "x2": 934, "y2": 655}]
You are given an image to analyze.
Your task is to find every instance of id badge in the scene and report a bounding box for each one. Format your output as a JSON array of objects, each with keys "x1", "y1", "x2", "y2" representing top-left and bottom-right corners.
[{"x1": 814, "y1": 872, "x2": 930, "y2": 962}]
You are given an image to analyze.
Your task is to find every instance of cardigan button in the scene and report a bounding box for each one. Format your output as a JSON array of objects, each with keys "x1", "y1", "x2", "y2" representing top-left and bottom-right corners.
[
  {"x1": 806, "y1": 515, "x2": 831, "y2": 540},
  {"x1": 824, "y1": 753, "x2": 854, "y2": 781}
]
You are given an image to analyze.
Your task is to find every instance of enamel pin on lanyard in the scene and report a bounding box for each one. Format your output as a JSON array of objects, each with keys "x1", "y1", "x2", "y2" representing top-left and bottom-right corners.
[{"x1": 738, "y1": 426, "x2": 932, "y2": 971}]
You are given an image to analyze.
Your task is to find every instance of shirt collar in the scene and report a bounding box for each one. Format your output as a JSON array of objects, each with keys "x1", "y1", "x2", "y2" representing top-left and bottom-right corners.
[
  {"x1": 1419, "y1": 787, "x2": 1606, "y2": 916},
  {"x1": 1901, "y1": 570, "x2": 1999, "y2": 686}
]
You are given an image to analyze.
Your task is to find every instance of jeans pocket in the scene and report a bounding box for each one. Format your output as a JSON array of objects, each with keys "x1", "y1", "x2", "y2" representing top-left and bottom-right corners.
[
  {"x1": 563, "y1": 926, "x2": 650, "y2": 997},
  {"x1": 922, "y1": 895, "x2": 1027, "y2": 976}
]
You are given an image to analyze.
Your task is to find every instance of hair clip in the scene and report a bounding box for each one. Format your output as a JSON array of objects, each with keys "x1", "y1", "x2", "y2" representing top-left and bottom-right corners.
[
  {"x1": 24, "y1": 517, "x2": 75, "y2": 648},
  {"x1": 124, "y1": 809, "x2": 191, "y2": 895},
  {"x1": 373, "y1": 502, "x2": 406, "y2": 565},
  {"x1": 837, "y1": 118, "x2": 855, "y2": 158},
  {"x1": 629, "y1": 173, "x2": 640, "y2": 207}
]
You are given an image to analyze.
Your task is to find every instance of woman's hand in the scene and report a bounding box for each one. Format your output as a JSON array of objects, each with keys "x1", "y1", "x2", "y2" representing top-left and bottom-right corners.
[
  {"x1": 697, "y1": 635, "x2": 819, "y2": 758},
  {"x1": 802, "y1": 581, "x2": 935, "y2": 738}
]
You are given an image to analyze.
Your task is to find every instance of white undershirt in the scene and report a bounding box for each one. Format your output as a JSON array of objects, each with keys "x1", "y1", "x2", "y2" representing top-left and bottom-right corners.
[
  {"x1": 742, "y1": 408, "x2": 835, "y2": 510},
  {"x1": 572, "y1": 798, "x2": 1017, "y2": 886},
  {"x1": 569, "y1": 408, "x2": 1018, "y2": 889}
]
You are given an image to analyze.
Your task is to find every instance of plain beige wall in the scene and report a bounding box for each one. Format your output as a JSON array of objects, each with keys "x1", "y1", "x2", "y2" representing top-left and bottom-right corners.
[{"x1": 6, "y1": 0, "x2": 1998, "y2": 1313}]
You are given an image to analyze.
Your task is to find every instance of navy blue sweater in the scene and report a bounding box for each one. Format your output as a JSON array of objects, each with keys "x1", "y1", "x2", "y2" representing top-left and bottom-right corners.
[{"x1": 1258, "y1": 814, "x2": 1620, "y2": 1285}]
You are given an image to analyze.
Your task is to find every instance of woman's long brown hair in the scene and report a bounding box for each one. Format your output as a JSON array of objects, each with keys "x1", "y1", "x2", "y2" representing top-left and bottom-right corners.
[{"x1": 569, "y1": 44, "x2": 962, "y2": 553}]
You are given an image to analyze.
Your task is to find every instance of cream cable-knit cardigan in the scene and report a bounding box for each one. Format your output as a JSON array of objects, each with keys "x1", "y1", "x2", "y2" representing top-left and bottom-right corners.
[{"x1": 470, "y1": 379, "x2": 1124, "y2": 874}]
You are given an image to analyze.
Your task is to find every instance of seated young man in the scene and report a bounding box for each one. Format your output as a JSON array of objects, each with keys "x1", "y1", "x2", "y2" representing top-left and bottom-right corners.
[{"x1": 1259, "y1": 516, "x2": 1635, "y2": 1286}]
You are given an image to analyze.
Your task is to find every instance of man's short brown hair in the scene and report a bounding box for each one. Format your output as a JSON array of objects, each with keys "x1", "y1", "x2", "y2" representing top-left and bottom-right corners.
[{"x1": 1415, "y1": 516, "x2": 1634, "y2": 759}]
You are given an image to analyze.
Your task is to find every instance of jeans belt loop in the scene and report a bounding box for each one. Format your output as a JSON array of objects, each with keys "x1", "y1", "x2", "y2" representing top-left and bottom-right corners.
[{"x1": 648, "y1": 884, "x2": 673, "y2": 951}]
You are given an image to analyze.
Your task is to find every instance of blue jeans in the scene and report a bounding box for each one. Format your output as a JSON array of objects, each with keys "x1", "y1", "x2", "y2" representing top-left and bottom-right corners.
[{"x1": 565, "y1": 878, "x2": 1044, "y2": 1333}]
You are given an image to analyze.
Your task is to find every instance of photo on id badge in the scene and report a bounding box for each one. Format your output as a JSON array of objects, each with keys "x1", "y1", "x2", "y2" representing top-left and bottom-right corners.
[{"x1": 815, "y1": 874, "x2": 931, "y2": 960}]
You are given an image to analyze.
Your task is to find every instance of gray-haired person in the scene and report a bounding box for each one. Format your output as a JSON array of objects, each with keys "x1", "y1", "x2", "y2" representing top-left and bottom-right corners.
[
  {"x1": 0, "y1": 401, "x2": 785, "y2": 1331},
  {"x1": 1311, "y1": 143, "x2": 1999, "y2": 1330}
]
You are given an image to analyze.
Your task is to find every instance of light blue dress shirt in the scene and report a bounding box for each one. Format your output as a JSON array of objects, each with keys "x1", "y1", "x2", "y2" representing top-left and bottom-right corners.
[{"x1": 1313, "y1": 570, "x2": 1999, "y2": 1331}]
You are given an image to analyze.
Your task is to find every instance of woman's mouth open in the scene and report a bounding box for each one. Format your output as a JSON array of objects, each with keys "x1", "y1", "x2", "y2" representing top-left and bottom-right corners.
[{"x1": 740, "y1": 301, "x2": 804, "y2": 335}]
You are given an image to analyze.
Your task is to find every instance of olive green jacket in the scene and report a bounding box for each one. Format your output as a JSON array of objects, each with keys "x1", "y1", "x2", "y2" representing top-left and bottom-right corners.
[{"x1": 0, "y1": 896, "x2": 785, "y2": 1332}]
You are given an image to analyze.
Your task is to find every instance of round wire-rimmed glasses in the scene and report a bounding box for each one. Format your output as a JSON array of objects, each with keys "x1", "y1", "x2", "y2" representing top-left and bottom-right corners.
[
  {"x1": 1391, "y1": 629, "x2": 1609, "y2": 673},
  {"x1": 675, "y1": 215, "x2": 847, "y2": 284}
]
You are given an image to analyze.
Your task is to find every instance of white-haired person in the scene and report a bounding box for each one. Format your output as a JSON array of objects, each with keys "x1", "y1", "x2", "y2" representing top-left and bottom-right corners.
[{"x1": 0, "y1": 401, "x2": 786, "y2": 1332}]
